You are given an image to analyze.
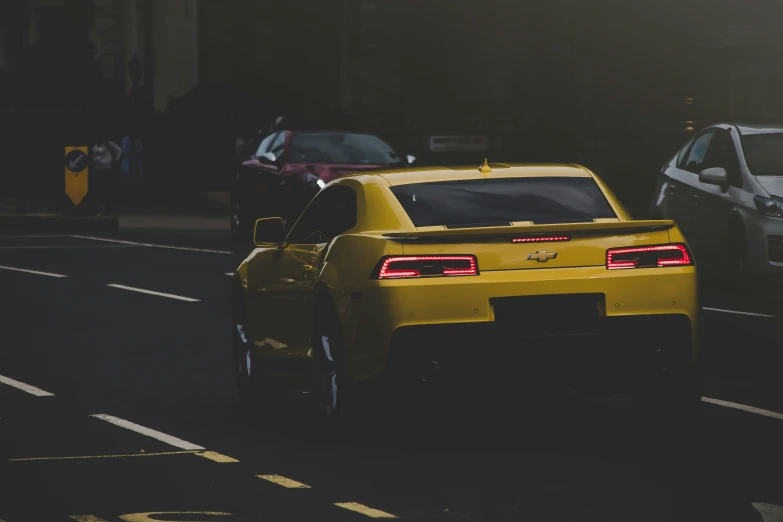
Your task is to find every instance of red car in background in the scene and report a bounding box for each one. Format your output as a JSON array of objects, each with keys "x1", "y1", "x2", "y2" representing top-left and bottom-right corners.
[{"x1": 230, "y1": 128, "x2": 414, "y2": 240}]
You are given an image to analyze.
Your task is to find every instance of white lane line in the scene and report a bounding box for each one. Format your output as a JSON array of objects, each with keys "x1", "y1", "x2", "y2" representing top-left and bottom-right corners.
[
  {"x1": 257, "y1": 474, "x2": 311, "y2": 488},
  {"x1": 702, "y1": 397, "x2": 783, "y2": 422},
  {"x1": 0, "y1": 264, "x2": 66, "y2": 278},
  {"x1": 703, "y1": 307, "x2": 775, "y2": 319},
  {"x1": 90, "y1": 414, "x2": 205, "y2": 450},
  {"x1": 106, "y1": 284, "x2": 200, "y2": 302},
  {"x1": 225, "y1": 272, "x2": 234, "y2": 276},
  {"x1": 334, "y1": 503, "x2": 398, "y2": 519},
  {"x1": 70, "y1": 234, "x2": 234, "y2": 254},
  {"x1": 0, "y1": 374, "x2": 54, "y2": 396}
]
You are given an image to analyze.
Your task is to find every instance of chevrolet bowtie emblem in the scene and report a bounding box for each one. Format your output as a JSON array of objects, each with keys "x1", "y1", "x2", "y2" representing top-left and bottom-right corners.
[{"x1": 527, "y1": 250, "x2": 558, "y2": 262}]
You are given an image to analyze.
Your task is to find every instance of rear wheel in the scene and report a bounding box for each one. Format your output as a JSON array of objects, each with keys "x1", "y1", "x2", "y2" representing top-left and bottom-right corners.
[
  {"x1": 726, "y1": 222, "x2": 749, "y2": 280},
  {"x1": 313, "y1": 296, "x2": 357, "y2": 419}
]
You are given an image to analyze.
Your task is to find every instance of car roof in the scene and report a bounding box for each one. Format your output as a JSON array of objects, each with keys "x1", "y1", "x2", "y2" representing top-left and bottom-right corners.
[
  {"x1": 344, "y1": 163, "x2": 593, "y2": 186},
  {"x1": 724, "y1": 123, "x2": 783, "y2": 135}
]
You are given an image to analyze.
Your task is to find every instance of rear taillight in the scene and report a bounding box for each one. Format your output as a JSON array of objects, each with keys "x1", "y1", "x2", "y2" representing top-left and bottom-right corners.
[
  {"x1": 372, "y1": 255, "x2": 478, "y2": 279},
  {"x1": 606, "y1": 244, "x2": 692, "y2": 270}
]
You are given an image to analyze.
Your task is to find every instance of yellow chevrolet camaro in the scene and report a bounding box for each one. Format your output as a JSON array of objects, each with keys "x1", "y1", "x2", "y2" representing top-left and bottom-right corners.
[{"x1": 231, "y1": 161, "x2": 701, "y2": 419}]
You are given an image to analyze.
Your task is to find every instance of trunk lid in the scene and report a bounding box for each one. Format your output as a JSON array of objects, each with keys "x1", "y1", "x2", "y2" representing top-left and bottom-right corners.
[{"x1": 388, "y1": 221, "x2": 675, "y2": 271}]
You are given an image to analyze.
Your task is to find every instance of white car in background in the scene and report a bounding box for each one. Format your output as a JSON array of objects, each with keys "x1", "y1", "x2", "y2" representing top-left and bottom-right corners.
[{"x1": 650, "y1": 123, "x2": 783, "y2": 276}]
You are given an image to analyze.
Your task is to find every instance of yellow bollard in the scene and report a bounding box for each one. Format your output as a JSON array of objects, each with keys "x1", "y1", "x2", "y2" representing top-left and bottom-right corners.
[{"x1": 64, "y1": 146, "x2": 89, "y2": 207}]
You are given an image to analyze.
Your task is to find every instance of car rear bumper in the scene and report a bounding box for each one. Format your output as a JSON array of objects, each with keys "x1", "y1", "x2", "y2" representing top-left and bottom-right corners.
[
  {"x1": 383, "y1": 314, "x2": 692, "y2": 393},
  {"x1": 343, "y1": 265, "x2": 700, "y2": 382}
]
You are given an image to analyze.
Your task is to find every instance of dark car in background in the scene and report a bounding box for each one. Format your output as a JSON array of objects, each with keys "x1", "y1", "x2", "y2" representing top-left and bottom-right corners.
[{"x1": 230, "y1": 127, "x2": 414, "y2": 239}]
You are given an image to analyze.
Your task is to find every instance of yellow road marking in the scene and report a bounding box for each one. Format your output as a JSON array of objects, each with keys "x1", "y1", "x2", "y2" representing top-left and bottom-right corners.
[
  {"x1": 9, "y1": 450, "x2": 199, "y2": 462},
  {"x1": 195, "y1": 451, "x2": 239, "y2": 463},
  {"x1": 334, "y1": 502, "x2": 398, "y2": 518},
  {"x1": 256, "y1": 474, "x2": 312, "y2": 489},
  {"x1": 69, "y1": 516, "x2": 109, "y2": 522},
  {"x1": 119, "y1": 512, "x2": 233, "y2": 521}
]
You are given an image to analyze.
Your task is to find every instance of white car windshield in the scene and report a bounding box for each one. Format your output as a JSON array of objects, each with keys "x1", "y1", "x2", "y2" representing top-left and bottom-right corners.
[{"x1": 741, "y1": 133, "x2": 783, "y2": 176}]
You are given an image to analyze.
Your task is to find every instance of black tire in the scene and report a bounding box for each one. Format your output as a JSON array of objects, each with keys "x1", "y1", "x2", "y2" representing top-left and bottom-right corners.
[
  {"x1": 726, "y1": 221, "x2": 749, "y2": 281},
  {"x1": 232, "y1": 284, "x2": 263, "y2": 414},
  {"x1": 313, "y1": 294, "x2": 356, "y2": 419}
]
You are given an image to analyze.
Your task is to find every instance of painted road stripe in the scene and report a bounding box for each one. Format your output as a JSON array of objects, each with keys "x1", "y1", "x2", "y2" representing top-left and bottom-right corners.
[
  {"x1": 106, "y1": 284, "x2": 200, "y2": 302},
  {"x1": 90, "y1": 414, "x2": 205, "y2": 450},
  {"x1": 119, "y1": 513, "x2": 233, "y2": 521},
  {"x1": 0, "y1": 234, "x2": 68, "y2": 238},
  {"x1": 257, "y1": 474, "x2": 311, "y2": 489},
  {"x1": 9, "y1": 450, "x2": 199, "y2": 462},
  {"x1": 0, "y1": 264, "x2": 66, "y2": 278},
  {"x1": 702, "y1": 397, "x2": 783, "y2": 422},
  {"x1": 225, "y1": 272, "x2": 234, "y2": 276},
  {"x1": 69, "y1": 516, "x2": 109, "y2": 522},
  {"x1": 71, "y1": 234, "x2": 234, "y2": 254},
  {"x1": 334, "y1": 503, "x2": 398, "y2": 519},
  {"x1": 0, "y1": 374, "x2": 54, "y2": 396},
  {"x1": 195, "y1": 451, "x2": 239, "y2": 463},
  {"x1": 703, "y1": 306, "x2": 775, "y2": 318}
]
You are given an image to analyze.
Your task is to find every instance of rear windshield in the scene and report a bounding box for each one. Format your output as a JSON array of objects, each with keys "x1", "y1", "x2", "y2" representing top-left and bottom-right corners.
[
  {"x1": 390, "y1": 177, "x2": 617, "y2": 228},
  {"x1": 289, "y1": 132, "x2": 402, "y2": 165}
]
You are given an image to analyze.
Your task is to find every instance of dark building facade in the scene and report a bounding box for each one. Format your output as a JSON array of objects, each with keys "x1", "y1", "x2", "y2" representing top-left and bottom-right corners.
[{"x1": 2, "y1": 0, "x2": 783, "y2": 208}]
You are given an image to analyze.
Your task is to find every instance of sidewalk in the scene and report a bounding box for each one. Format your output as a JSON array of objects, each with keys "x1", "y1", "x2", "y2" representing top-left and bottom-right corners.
[{"x1": 0, "y1": 191, "x2": 230, "y2": 233}]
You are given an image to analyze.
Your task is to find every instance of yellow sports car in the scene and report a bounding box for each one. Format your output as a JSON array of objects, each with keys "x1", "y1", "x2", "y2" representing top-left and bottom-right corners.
[{"x1": 231, "y1": 161, "x2": 701, "y2": 419}]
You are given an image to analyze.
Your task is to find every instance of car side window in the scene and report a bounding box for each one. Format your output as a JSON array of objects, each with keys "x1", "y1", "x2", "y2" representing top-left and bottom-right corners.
[
  {"x1": 254, "y1": 132, "x2": 278, "y2": 157},
  {"x1": 683, "y1": 131, "x2": 716, "y2": 173},
  {"x1": 269, "y1": 131, "x2": 287, "y2": 160},
  {"x1": 676, "y1": 139, "x2": 693, "y2": 168},
  {"x1": 287, "y1": 186, "x2": 357, "y2": 244}
]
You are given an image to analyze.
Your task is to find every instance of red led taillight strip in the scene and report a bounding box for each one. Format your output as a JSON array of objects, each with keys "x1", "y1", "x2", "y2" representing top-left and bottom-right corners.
[
  {"x1": 606, "y1": 244, "x2": 691, "y2": 269},
  {"x1": 377, "y1": 255, "x2": 478, "y2": 279},
  {"x1": 512, "y1": 236, "x2": 571, "y2": 243}
]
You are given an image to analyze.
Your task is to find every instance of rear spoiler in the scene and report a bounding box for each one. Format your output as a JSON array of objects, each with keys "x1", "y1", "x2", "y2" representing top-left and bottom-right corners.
[{"x1": 382, "y1": 220, "x2": 676, "y2": 241}]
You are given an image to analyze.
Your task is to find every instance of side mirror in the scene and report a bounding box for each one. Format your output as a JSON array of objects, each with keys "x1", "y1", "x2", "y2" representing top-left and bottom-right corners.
[
  {"x1": 699, "y1": 167, "x2": 728, "y2": 188},
  {"x1": 257, "y1": 152, "x2": 277, "y2": 166},
  {"x1": 406, "y1": 154, "x2": 416, "y2": 165},
  {"x1": 253, "y1": 217, "x2": 286, "y2": 246}
]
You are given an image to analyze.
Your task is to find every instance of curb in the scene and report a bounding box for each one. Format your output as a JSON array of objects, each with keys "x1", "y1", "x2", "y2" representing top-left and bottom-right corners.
[{"x1": 0, "y1": 214, "x2": 120, "y2": 234}]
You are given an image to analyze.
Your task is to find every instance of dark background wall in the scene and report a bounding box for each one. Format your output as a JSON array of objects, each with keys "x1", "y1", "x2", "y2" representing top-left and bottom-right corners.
[{"x1": 2, "y1": 0, "x2": 783, "y2": 215}]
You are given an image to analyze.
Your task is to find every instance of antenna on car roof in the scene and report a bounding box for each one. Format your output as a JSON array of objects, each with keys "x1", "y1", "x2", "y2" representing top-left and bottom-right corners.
[{"x1": 479, "y1": 158, "x2": 492, "y2": 175}]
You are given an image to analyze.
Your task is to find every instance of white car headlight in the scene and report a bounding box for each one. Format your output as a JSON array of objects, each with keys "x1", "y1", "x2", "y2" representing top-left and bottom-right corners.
[{"x1": 754, "y1": 196, "x2": 783, "y2": 218}]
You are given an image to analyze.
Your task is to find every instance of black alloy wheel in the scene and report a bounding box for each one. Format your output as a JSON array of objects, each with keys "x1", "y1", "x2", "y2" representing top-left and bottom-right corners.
[
  {"x1": 233, "y1": 286, "x2": 260, "y2": 412},
  {"x1": 313, "y1": 298, "x2": 353, "y2": 419}
]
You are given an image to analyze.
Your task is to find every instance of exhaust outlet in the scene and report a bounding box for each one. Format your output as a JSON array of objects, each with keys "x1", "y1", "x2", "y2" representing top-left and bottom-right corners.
[{"x1": 420, "y1": 360, "x2": 440, "y2": 383}]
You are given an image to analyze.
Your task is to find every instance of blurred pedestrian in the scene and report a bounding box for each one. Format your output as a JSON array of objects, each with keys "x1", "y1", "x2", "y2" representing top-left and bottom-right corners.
[
  {"x1": 120, "y1": 133, "x2": 144, "y2": 191},
  {"x1": 91, "y1": 138, "x2": 121, "y2": 214}
]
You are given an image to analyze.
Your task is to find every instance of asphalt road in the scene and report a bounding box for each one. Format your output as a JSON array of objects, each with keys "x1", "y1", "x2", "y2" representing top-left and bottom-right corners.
[{"x1": 1, "y1": 220, "x2": 783, "y2": 522}]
